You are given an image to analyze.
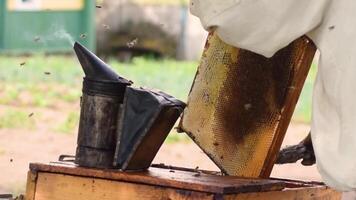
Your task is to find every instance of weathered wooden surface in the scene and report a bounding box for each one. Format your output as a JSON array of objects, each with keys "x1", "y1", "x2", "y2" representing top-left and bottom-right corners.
[
  {"x1": 34, "y1": 173, "x2": 213, "y2": 200},
  {"x1": 179, "y1": 32, "x2": 316, "y2": 178},
  {"x1": 227, "y1": 188, "x2": 341, "y2": 200},
  {"x1": 29, "y1": 163, "x2": 285, "y2": 194},
  {"x1": 25, "y1": 171, "x2": 37, "y2": 200},
  {"x1": 26, "y1": 163, "x2": 341, "y2": 200}
]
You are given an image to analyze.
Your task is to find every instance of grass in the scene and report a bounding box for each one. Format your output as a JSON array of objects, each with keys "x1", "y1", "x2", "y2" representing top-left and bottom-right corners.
[
  {"x1": 165, "y1": 132, "x2": 190, "y2": 144},
  {"x1": 0, "y1": 83, "x2": 81, "y2": 108},
  {"x1": 0, "y1": 55, "x2": 196, "y2": 102},
  {"x1": 0, "y1": 54, "x2": 315, "y2": 139},
  {"x1": 0, "y1": 148, "x2": 5, "y2": 156},
  {"x1": 4, "y1": 182, "x2": 26, "y2": 197},
  {"x1": 0, "y1": 85, "x2": 20, "y2": 105},
  {"x1": 110, "y1": 57, "x2": 197, "y2": 101},
  {"x1": 292, "y1": 64, "x2": 317, "y2": 123},
  {"x1": 0, "y1": 55, "x2": 197, "y2": 142},
  {"x1": 0, "y1": 54, "x2": 82, "y2": 85},
  {"x1": 56, "y1": 112, "x2": 80, "y2": 134},
  {"x1": 0, "y1": 109, "x2": 35, "y2": 129},
  {"x1": 132, "y1": 0, "x2": 189, "y2": 6},
  {"x1": 96, "y1": 0, "x2": 189, "y2": 6}
]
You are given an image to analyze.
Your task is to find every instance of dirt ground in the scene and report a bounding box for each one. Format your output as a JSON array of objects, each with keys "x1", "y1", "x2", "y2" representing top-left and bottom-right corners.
[{"x1": 0, "y1": 122, "x2": 355, "y2": 199}]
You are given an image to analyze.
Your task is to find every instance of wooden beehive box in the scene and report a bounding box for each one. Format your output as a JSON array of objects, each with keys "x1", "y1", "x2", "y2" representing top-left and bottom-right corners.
[{"x1": 25, "y1": 163, "x2": 341, "y2": 200}]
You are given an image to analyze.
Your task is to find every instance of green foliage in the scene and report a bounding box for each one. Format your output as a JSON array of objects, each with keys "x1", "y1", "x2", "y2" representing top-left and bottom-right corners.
[
  {"x1": 0, "y1": 55, "x2": 196, "y2": 105},
  {"x1": 0, "y1": 83, "x2": 81, "y2": 108},
  {"x1": 5, "y1": 182, "x2": 26, "y2": 197},
  {"x1": 60, "y1": 89, "x2": 81, "y2": 103},
  {"x1": 0, "y1": 54, "x2": 82, "y2": 85},
  {"x1": 110, "y1": 57, "x2": 197, "y2": 101},
  {"x1": 132, "y1": 0, "x2": 189, "y2": 6},
  {"x1": 56, "y1": 112, "x2": 80, "y2": 134},
  {"x1": 0, "y1": 55, "x2": 197, "y2": 142},
  {"x1": 0, "y1": 54, "x2": 316, "y2": 140},
  {"x1": 0, "y1": 109, "x2": 34, "y2": 129},
  {"x1": 0, "y1": 85, "x2": 20, "y2": 105},
  {"x1": 0, "y1": 148, "x2": 6, "y2": 156},
  {"x1": 166, "y1": 132, "x2": 191, "y2": 144},
  {"x1": 292, "y1": 64, "x2": 317, "y2": 123}
]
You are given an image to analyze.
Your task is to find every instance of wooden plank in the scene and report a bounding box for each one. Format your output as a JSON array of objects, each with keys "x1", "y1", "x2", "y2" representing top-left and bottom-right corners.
[
  {"x1": 179, "y1": 31, "x2": 316, "y2": 178},
  {"x1": 225, "y1": 187, "x2": 342, "y2": 200},
  {"x1": 30, "y1": 163, "x2": 285, "y2": 194},
  {"x1": 34, "y1": 172, "x2": 213, "y2": 200},
  {"x1": 25, "y1": 171, "x2": 37, "y2": 200}
]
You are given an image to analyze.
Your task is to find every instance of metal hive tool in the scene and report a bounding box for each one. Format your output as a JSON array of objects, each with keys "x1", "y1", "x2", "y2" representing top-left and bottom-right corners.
[{"x1": 179, "y1": 32, "x2": 316, "y2": 178}]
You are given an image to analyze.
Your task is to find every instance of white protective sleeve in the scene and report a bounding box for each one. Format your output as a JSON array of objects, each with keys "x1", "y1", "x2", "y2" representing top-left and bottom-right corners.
[
  {"x1": 190, "y1": 0, "x2": 330, "y2": 57},
  {"x1": 308, "y1": 0, "x2": 356, "y2": 191},
  {"x1": 190, "y1": 0, "x2": 356, "y2": 192}
]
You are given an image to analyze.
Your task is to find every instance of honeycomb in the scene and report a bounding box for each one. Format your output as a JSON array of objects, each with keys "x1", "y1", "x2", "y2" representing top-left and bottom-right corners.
[{"x1": 179, "y1": 32, "x2": 316, "y2": 178}]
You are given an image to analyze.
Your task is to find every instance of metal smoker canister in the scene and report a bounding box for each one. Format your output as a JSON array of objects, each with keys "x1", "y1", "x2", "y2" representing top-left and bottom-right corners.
[{"x1": 73, "y1": 42, "x2": 131, "y2": 168}]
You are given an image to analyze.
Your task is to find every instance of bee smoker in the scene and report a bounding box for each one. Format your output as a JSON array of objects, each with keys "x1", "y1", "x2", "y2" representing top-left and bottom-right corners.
[{"x1": 73, "y1": 42, "x2": 131, "y2": 168}]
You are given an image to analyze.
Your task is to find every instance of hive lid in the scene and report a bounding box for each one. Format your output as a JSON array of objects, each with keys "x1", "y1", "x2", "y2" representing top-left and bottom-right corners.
[{"x1": 28, "y1": 163, "x2": 313, "y2": 194}]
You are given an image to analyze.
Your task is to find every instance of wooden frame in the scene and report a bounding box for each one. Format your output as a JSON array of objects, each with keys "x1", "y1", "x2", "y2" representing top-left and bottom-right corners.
[{"x1": 179, "y1": 32, "x2": 316, "y2": 178}]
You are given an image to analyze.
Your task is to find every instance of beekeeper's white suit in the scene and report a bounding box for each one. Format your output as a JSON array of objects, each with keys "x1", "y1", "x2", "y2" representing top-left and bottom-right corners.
[{"x1": 191, "y1": 0, "x2": 356, "y2": 191}]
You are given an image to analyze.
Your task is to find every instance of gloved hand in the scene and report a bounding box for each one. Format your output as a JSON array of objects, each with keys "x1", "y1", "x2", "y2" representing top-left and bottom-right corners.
[{"x1": 276, "y1": 133, "x2": 316, "y2": 166}]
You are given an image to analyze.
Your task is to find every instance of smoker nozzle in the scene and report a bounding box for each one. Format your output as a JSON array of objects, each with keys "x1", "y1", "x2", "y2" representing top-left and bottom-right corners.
[
  {"x1": 73, "y1": 42, "x2": 132, "y2": 97},
  {"x1": 74, "y1": 42, "x2": 131, "y2": 84}
]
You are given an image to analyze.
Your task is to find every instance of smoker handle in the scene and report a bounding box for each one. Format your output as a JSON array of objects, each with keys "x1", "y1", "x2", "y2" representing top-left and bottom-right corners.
[{"x1": 58, "y1": 155, "x2": 76, "y2": 162}]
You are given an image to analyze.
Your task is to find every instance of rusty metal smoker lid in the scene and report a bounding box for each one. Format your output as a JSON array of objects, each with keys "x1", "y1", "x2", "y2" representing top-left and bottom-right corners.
[
  {"x1": 82, "y1": 78, "x2": 129, "y2": 99},
  {"x1": 74, "y1": 42, "x2": 132, "y2": 97}
]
